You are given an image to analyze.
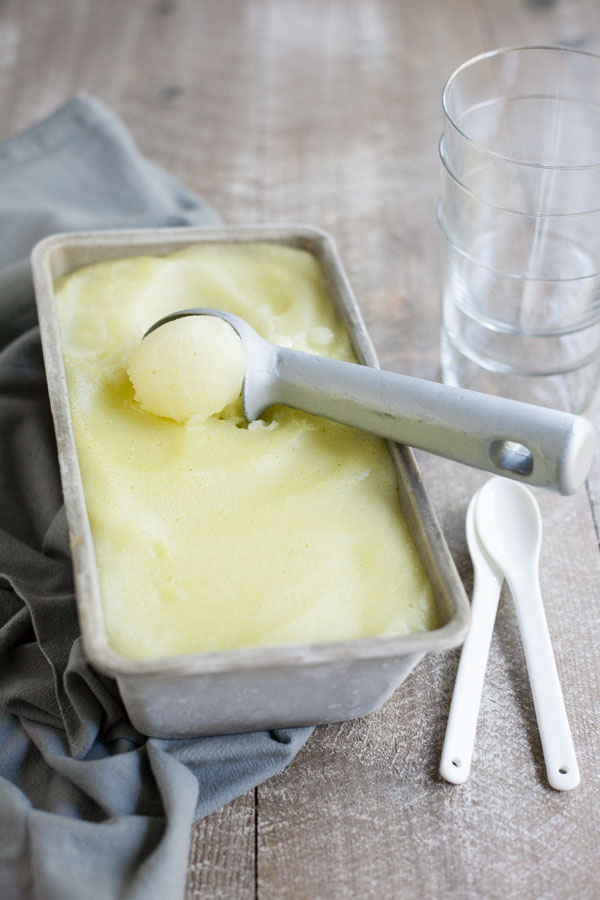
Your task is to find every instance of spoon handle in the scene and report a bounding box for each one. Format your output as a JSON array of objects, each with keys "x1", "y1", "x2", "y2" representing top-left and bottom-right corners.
[
  {"x1": 507, "y1": 569, "x2": 580, "y2": 791},
  {"x1": 270, "y1": 348, "x2": 595, "y2": 495},
  {"x1": 440, "y1": 559, "x2": 503, "y2": 784}
]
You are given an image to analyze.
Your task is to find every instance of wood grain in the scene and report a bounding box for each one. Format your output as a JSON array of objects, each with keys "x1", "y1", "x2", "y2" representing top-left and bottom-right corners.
[
  {"x1": 186, "y1": 792, "x2": 255, "y2": 900},
  {"x1": 0, "y1": 0, "x2": 599, "y2": 897}
]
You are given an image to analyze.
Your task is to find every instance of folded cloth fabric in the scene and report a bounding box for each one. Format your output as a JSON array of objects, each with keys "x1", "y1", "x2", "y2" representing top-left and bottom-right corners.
[{"x1": 0, "y1": 95, "x2": 313, "y2": 900}]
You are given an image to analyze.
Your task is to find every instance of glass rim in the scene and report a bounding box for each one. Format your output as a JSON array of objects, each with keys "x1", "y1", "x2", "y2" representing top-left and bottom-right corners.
[
  {"x1": 436, "y1": 205, "x2": 600, "y2": 288},
  {"x1": 438, "y1": 136, "x2": 600, "y2": 217},
  {"x1": 442, "y1": 331, "x2": 600, "y2": 377},
  {"x1": 442, "y1": 45, "x2": 600, "y2": 171}
]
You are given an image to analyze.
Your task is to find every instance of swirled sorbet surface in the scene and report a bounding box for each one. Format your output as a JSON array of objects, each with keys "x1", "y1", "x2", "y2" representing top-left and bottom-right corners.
[{"x1": 55, "y1": 243, "x2": 436, "y2": 659}]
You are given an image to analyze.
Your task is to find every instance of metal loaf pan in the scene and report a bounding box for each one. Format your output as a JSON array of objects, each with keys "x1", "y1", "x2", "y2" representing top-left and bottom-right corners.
[{"x1": 31, "y1": 224, "x2": 469, "y2": 737}]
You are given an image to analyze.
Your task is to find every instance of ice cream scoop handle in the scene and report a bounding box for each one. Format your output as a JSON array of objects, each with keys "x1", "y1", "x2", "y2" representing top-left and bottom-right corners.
[{"x1": 269, "y1": 349, "x2": 595, "y2": 495}]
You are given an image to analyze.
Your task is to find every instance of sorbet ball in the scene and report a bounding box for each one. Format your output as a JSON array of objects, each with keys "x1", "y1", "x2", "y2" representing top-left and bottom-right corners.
[{"x1": 128, "y1": 316, "x2": 247, "y2": 422}]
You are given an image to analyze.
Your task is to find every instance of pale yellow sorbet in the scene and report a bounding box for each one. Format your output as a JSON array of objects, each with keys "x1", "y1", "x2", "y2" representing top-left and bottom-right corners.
[
  {"x1": 128, "y1": 316, "x2": 247, "y2": 422},
  {"x1": 55, "y1": 243, "x2": 437, "y2": 659}
]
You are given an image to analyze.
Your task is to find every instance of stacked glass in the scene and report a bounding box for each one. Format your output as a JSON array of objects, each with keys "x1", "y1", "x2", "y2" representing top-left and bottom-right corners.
[{"x1": 439, "y1": 46, "x2": 600, "y2": 413}]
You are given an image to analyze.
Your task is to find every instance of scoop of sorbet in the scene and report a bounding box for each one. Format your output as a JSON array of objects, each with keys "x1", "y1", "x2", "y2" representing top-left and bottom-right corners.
[{"x1": 127, "y1": 316, "x2": 247, "y2": 422}]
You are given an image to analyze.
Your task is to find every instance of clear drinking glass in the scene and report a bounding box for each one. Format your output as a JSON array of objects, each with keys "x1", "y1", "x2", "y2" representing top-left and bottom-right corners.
[{"x1": 439, "y1": 46, "x2": 600, "y2": 413}]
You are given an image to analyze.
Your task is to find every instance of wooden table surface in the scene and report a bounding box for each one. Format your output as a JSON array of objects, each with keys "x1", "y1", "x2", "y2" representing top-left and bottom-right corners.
[{"x1": 2, "y1": 1, "x2": 600, "y2": 897}]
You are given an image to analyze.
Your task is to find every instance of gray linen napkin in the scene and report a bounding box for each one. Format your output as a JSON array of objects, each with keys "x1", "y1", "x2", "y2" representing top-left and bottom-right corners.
[{"x1": 0, "y1": 95, "x2": 313, "y2": 900}]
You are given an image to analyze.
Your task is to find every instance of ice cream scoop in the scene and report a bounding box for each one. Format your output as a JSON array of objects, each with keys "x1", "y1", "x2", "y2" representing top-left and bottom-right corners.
[{"x1": 143, "y1": 308, "x2": 596, "y2": 494}]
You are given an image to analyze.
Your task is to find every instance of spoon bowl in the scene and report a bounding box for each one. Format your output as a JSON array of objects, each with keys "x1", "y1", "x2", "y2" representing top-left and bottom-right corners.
[{"x1": 475, "y1": 477, "x2": 543, "y2": 579}]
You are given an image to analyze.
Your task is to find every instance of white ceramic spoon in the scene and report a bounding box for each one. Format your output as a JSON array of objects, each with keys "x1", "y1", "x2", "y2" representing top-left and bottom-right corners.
[
  {"x1": 440, "y1": 489, "x2": 504, "y2": 784},
  {"x1": 475, "y1": 476, "x2": 580, "y2": 791}
]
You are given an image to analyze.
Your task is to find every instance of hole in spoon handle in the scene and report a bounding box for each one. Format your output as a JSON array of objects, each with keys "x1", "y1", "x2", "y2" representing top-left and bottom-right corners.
[
  {"x1": 548, "y1": 762, "x2": 580, "y2": 791},
  {"x1": 490, "y1": 440, "x2": 533, "y2": 477}
]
